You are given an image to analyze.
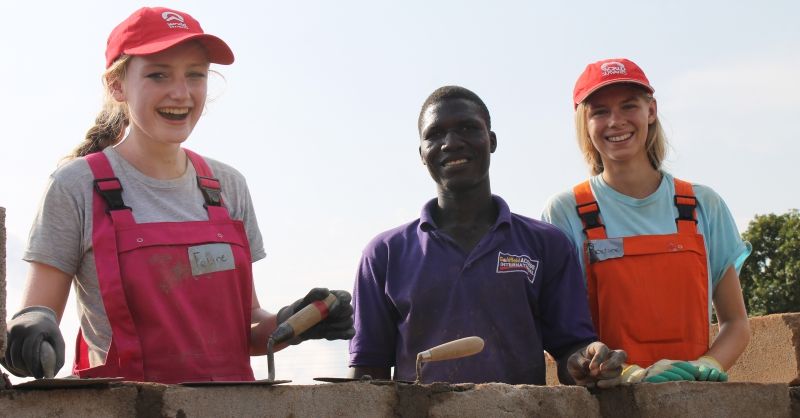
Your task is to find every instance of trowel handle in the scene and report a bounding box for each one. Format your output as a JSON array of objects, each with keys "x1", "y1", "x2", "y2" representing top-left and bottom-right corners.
[
  {"x1": 286, "y1": 293, "x2": 338, "y2": 336},
  {"x1": 40, "y1": 341, "x2": 56, "y2": 379},
  {"x1": 271, "y1": 293, "x2": 338, "y2": 345},
  {"x1": 417, "y1": 336, "x2": 484, "y2": 363}
]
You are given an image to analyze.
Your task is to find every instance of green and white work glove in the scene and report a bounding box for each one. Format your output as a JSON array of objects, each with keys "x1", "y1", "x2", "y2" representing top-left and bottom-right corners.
[
  {"x1": 689, "y1": 355, "x2": 728, "y2": 382},
  {"x1": 621, "y1": 359, "x2": 699, "y2": 383}
]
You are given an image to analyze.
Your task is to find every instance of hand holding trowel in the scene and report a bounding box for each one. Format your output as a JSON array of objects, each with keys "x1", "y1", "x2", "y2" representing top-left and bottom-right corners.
[
  {"x1": 13, "y1": 341, "x2": 123, "y2": 389},
  {"x1": 3, "y1": 306, "x2": 121, "y2": 389},
  {"x1": 179, "y1": 288, "x2": 352, "y2": 386},
  {"x1": 267, "y1": 292, "x2": 340, "y2": 381}
]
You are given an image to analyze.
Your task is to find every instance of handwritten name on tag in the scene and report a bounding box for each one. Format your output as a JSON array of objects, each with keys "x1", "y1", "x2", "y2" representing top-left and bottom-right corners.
[
  {"x1": 587, "y1": 238, "x2": 624, "y2": 263},
  {"x1": 188, "y1": 243, "x2": 235, "y2": 276}
]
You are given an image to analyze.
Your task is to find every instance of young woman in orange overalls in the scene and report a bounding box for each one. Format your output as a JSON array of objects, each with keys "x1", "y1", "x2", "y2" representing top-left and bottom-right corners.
[
  {"x1": 2, "y1": 7, "x2": 353, "y2": 383},
  {"x1": 542, "y1": 58, "x2": 751, "y2": 383}
]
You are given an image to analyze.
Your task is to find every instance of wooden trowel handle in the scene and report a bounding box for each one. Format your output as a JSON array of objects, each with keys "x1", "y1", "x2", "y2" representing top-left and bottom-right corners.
[
  {"x1": 417, "y1": 336, "x2": 484, "y2": 363},
  {"x1": 271, "y1": 293, "x2": 339, "y2": 345},
  {"x1": 284, "y1": 293, "x2": 338, "y2": 337}
]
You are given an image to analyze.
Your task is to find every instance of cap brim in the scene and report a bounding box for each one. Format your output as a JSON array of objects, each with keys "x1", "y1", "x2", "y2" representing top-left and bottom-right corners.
[
  {"x1": 575, "y1": 79, "x2": 654, "y2": 107},
  {"x1": 124, "y1": 33, "x2": 234, "y2": 65}
]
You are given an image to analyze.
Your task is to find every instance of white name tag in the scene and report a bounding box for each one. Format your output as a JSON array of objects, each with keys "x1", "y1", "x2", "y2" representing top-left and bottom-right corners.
[
  {"x1": 188, "y1": 243, "x2": 236, "y2": 276},
  {"x1": 588, "y1": 238, "x2": 624, "y2": 263}
]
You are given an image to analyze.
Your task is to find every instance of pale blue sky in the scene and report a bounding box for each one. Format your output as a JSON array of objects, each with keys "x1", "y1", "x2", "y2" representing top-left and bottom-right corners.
[{"x1": 1, "y1": 1, "x2": 798, "y2": 384}]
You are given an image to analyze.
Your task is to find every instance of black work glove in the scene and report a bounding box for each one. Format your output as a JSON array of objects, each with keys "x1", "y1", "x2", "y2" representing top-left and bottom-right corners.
[
  {"x1": 276, "y1": 288, "x2": 355, "y2": 344},
  {"x1": 2, "y1": 306, "x2": 66, "y2": 378}
]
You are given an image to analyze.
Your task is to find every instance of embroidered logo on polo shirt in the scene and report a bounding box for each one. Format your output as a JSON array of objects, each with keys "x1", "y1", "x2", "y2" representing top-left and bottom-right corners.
[{"x1": 496, "y1": 251, "x2": 539, "y2": 283}]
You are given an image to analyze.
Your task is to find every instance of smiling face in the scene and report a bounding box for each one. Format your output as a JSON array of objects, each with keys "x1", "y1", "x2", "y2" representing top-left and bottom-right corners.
[
  {"x1": 112, "y1": 42, "x2": 210, "y2": 148},
  {"x1": 584, "y1": 84, "x2": 657, "y2": 171},
  {"x1": 419, "y1": 98, "x2": 497, "y2": 193}
]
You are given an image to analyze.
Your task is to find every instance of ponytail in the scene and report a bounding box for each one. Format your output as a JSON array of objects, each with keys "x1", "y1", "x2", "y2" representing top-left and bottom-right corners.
[{"x1": 68, "y1": 56, "x2": 132, "y2": 159}]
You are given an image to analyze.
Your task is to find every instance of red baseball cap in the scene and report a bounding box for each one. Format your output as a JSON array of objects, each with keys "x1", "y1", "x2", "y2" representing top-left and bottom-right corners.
[
  {"x1": 105, "y1": 7, "x2": 234, "y2": 68},
  {"x1": 572, "y1": 58, "x2": 654, "y2": 108}
]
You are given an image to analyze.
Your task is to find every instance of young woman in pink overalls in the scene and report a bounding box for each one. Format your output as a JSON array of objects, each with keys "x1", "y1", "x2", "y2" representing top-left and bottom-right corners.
[
  {"x1": 542, "y1": 58, "x2": 751, "y2": 383},
  {"x1": 2, "y1": 7, "x2": 353, "y2": 384}
]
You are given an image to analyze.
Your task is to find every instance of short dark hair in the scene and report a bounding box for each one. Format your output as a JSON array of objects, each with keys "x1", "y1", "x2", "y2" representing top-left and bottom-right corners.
[{"x1": 418, "y1": 85, "x2": 491, "y2": 134}]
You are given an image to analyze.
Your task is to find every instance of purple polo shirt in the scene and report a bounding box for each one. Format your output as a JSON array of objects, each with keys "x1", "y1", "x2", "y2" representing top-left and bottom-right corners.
[{"x1": 349, "y1": 195, "x2": 597, "y2": 384}]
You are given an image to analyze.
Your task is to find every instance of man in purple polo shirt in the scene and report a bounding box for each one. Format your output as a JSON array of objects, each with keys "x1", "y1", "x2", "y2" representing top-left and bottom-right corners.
[{"x1": 348, "y1": 86, "x2": 626, "y2": 385}]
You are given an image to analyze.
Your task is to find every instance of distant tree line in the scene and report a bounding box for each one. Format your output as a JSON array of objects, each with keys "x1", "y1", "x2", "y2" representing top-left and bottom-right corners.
[{"x1": 740, "y1": 209, "x2": 800, "y2": 316}]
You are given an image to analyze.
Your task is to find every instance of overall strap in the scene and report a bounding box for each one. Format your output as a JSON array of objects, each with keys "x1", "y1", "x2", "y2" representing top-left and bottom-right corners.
[
  {"x1": 183, "y1": 148, "x2": 232, "y2": 222},
  {"x1": 573, "y1": 181, "x2": 607, "y2": 240},
  {"x1": 85, "y1": 152, "x2": 136, "y2": 226},
  {"x1": 673, "y1": 178, "x2": 699, "y2": 234},
  {"x1": 83, "y1": 151, "x2": 145, "y2": 379}
]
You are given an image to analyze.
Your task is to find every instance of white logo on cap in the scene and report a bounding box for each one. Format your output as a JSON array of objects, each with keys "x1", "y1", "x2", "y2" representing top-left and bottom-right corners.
[
  {"x1": 600, "y1": 62, "x2": 627, "y2": 77},
  {"x1": 162, "y1": 11, "x2": 189, "y2": 29}
]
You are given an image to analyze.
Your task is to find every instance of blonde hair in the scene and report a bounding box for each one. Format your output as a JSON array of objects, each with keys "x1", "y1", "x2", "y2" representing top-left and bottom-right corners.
[
  {"x1": 574, "y1": 90, "x2": 667, "y2": 175},
  {"x1": 68, "y1": 56, "x2": 132, "y2": 159}
]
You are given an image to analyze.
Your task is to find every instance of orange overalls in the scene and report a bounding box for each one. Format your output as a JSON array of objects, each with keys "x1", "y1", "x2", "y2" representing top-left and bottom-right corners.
[{"x1": 573, "y1": 178, "x2": 709, "y2": 367}]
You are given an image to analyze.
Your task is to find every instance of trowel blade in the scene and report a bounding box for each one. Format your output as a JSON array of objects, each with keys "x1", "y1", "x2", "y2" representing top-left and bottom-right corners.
[
  {"x1": 179, "y1": 379, "x2": 291, "y2": 386},
  {"x1": 313, "y1": 377, "x2": 413, "y2": 384},
  {"x1": 14, "y1": 377, "x2": 124, "y2": 389}
]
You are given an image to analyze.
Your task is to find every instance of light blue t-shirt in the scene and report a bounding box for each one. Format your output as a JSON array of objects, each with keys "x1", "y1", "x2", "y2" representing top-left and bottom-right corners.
[{"x1": 541, "y1": 172, "x2": 749, "y2": 296}]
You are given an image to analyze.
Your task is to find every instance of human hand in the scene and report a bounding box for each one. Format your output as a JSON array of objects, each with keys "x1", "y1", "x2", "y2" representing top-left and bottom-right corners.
[
  {"x1": 1, "y1": 306, "x2": 65, "y2": 378},
  {"x1": 567, "y1": 341, "x2": 627, "y2": 388},
  {"x1": 621, "y1": 359, "x2": 699, "y2": 383},
  {"x1": 689, "y1": 356, "x2": 728, "y2": 382},
  {"x1": 276, "y1": 288, "x2": 355, "y2": 344}
]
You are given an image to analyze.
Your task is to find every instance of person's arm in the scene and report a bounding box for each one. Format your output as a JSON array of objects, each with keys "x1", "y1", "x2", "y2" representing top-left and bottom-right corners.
[
  {"x1": 19, "y1": 262, "x2": 73, "y2": 319},
  {"x1": 556, "y1": 343, "x2": 585, "y2": 385},
  {"x1": 706, "y1": 266, "x2": 750, "y2": 370},
  {"x1": 349, "y1": 366, "x2": 391, "y2": 380},
  {"x1": 248, "y1": 283, "x2": 278, "y2": 355},
  {"x1": 347, "y1": 242, "x2": 397, "y2": 378}
]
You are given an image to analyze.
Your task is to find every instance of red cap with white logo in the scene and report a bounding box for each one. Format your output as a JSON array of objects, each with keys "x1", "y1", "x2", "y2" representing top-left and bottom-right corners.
[
  {"x1": 572, "y1": 58, "x2": 654, "y2": 109},
  {"x1": 105, "y1": 7, "x2": 234, "y2": 68}
]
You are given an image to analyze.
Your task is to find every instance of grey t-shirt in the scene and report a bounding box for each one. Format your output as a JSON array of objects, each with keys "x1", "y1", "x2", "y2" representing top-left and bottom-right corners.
[{"x1": 24, "y1": 147, "x2": 266, "y2": 367}]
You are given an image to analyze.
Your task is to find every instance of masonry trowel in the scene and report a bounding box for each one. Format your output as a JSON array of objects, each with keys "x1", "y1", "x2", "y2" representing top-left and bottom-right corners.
[
  {"x1": 313, "y1": 335, "x2": 484, "y2": 384},
  {"x1": 14, "y1": 342, "x2": 123, "y2": 389},
  {"x1": 181, "y1": 292, "x2": 339, "y2": 386}
]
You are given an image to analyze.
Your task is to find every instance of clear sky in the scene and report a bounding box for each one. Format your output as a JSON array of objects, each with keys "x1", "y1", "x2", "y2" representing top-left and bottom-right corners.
[{"x1": 1, "y1": 1, "x2": 798, "y2": 384}]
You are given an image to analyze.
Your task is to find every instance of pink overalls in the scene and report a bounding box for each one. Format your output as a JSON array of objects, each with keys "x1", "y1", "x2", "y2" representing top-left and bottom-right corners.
[{"x1": 73, "y1": 149, "x2": 255, "y2": 383}]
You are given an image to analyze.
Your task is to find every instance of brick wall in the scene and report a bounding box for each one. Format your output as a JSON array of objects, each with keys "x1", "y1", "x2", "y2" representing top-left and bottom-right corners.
[{"x1": 0, "y1": 381, "x2": 792, "y2": 417}]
